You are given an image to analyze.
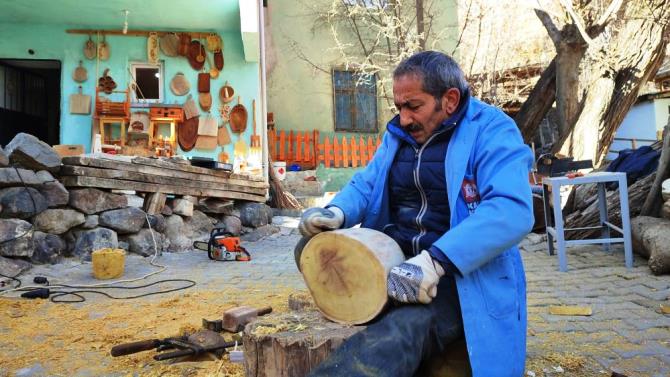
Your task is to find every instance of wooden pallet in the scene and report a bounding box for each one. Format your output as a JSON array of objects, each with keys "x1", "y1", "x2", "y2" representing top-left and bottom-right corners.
[{"x1": 60, "y1": 155, "x2": 268, "y2": 203}]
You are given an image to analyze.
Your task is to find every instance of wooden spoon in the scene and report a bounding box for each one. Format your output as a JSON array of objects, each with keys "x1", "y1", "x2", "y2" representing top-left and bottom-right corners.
[{"x1": 205, "y1": 50, "x2": 219, "y2": 79}]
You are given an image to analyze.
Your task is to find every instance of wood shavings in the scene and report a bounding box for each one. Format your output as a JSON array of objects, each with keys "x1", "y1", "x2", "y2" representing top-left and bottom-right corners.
[{"x1": 0, "y1": 286, "x2": 302, "y2": 376}]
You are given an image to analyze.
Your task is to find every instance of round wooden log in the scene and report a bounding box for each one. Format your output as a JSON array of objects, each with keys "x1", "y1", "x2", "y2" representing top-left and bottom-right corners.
[{"x1": 299, "y1": 228, "x2": 405, "y2": 325}]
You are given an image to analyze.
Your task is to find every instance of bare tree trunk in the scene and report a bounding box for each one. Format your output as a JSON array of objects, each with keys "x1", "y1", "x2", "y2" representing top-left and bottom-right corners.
[
  {"x1": 641, "y1": 121, "x2": 670, "y2": 216},
  {"x1": 557, "y1": 6, "x2": 670, "y2": 166},
  {"x1": 514, "y1": 57, "x2": 556, "y2": 142},
  {"x1": 416, "y1": 0, "x2": 425, "y2": 49},
  {"x1": 554, "y1": 29, "x2": 588, "y2": 142},
  {"x1": 530, "y1": 1, "x2": 670, "y2": 166}
]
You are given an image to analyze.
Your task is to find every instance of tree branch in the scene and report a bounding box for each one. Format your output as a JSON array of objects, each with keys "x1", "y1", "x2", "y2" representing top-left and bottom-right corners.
[
  {"x1": 558, "y1": 0, "x2": 594, "y2": 45},
  {"x1": 534, "y1": 8, "x2": 563, "y2": 49},
  {"x1": 451, "y1": 0, "x2": 473, "y2": 55},
  {"x1": 595, "y1": 0, "x2": 624, "y2": 28}
]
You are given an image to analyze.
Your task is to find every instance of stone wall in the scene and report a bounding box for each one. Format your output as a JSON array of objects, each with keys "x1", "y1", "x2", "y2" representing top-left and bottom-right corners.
[{"x1": 0, "y1": 133, "x2": 277, "y2": 278}]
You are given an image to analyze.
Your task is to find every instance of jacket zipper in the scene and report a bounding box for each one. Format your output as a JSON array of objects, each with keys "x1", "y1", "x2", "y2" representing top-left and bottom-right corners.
[{"x1": 411, "y1": 130, "x2": 448, "y2": 255}]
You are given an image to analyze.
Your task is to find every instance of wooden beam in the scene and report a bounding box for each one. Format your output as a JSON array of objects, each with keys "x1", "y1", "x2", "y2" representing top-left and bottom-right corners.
[
  {"x1": 60, "y1": 165, "x2": 266, "y2": 196},
  {"x1": 60, "y1": 176, "x2": 266, "y2": 203},
  {"x1": 132, "y1": 157, "x2": 265, "y2": 182},
  {"x1": 61, "y1": 156, "x2": 267, "y2": 189}
]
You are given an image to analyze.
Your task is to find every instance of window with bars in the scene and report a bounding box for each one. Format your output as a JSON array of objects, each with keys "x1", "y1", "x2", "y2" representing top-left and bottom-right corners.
[{"x1": 332, "y1": 70, "x2": 378, "y2": 132}]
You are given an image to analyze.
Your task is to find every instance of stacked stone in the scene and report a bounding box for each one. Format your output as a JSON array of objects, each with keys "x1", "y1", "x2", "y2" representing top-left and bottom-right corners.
[{"x1": 0, "y1": 133, "x2": 277, "y2": 278}]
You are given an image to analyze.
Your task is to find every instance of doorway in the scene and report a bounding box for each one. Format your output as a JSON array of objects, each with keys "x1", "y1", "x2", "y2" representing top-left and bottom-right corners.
[{"x1": 0, "y1": 59, "x2": 61, "y2": 146}]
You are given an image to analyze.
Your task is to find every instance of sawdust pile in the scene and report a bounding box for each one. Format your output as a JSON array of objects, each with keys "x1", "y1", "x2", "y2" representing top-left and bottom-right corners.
[{"x1": 0, "y1": 286, "x2": 305, "y2": 376}]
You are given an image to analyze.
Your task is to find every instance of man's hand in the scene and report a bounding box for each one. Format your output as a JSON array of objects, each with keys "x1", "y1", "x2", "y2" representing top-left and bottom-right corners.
[
  {"x1": 298, "y1": 207, "x2": 345, "y2": 237},
  {"x1": 387, "y1": 250, "x2": 445, "y2": 304}
]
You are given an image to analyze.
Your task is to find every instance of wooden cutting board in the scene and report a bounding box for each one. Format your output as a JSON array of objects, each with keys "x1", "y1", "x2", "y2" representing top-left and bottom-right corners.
[
  {"x1": 69, "y1": 86, "x2": 91, "y2": 115},
  {"x1": 178, "y1": 116, "x2": 199, "y2": 152},
  {"x1": 218, "y1": 125, "x2": 231, "y2": 145},
  {"x1": 195, "y1": 135, "x2": 218, "y2": 150}
]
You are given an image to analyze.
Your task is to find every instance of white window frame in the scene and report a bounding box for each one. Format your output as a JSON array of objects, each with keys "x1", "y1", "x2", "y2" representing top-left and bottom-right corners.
[{"x1": 129, "y1": 61, "x2": 164, "y2": 105}]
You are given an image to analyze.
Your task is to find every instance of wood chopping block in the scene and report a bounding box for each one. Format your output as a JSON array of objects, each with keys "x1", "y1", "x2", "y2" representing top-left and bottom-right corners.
[
  {"x1": 299, "y1": 228, "x2": 405, "y2": 325},
  {"x1": 243, "y1": 308, "x2": 471, "y2": 377}
]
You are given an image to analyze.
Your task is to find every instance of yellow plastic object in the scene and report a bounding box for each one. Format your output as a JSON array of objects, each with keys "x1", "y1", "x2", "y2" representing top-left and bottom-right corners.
[
  {"x1": 91, "y1": 248, "x2": 126, "y2": 280},
  {"x1": 548, "y1": 305, "x2": 592, "y2": 316}
]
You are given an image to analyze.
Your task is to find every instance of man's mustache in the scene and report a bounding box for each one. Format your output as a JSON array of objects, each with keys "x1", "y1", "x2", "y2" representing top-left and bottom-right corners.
[{"x1": 404, "y1": 124, "x2": 423, "y2": 132}]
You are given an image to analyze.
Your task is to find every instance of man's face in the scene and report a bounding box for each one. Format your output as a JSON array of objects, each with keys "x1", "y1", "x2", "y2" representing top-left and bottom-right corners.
[{"x1": 392, "y1": 74, "x2": 460, "y2": 144}]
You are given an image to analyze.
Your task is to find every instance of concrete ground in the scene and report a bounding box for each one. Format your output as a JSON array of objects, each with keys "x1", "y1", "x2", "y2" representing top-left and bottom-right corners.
[{"x1": 1, "y1": 216, "x2": 669, "y2": 376}]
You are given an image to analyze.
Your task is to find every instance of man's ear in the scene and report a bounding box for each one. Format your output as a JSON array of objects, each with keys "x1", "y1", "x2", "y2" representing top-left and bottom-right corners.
[{"x1": 442, "y1": 88, "x2": 461, "y2": 115}]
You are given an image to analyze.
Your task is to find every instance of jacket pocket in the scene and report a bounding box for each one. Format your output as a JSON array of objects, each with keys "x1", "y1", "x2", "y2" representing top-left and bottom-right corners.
[{"x1": 477, "y1": 253, "x2": 518, "y2": 319}]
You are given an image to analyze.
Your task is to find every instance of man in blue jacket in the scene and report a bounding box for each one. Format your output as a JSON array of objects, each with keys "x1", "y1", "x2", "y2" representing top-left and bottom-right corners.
[{"x1": 298, "y1": 51, "x2": 534, "y2": 376}]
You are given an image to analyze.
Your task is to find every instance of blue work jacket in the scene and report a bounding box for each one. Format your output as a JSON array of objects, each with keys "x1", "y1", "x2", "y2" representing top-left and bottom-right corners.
[{"x1": 328, "y1": 97, "x2": 534, "y2": 376}]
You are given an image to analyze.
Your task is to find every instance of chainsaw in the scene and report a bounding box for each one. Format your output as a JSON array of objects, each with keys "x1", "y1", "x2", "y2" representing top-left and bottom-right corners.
[{"x1": 193, "y1": 228, "x2": 251, "y2": 262}]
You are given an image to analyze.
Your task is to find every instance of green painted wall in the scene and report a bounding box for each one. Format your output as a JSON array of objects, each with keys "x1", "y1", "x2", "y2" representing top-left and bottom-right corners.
[
  {"x1": 267, "y1": 1, "x2": 459, "y2": 135},
  {"x1": 0, "y1": 22, "x2": 260, "y2": 160}
]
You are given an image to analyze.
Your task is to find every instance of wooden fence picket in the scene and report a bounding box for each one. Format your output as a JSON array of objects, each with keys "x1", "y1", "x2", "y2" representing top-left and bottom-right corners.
[
  {"x1": 350, "y1": 137, "x2": 358, "y2": 168},
  {"x1": 279, "y1": 130, "x2": 286, "y2": 161},
  {"x1": 342, "y1": 136, "x2": 349, "y2": 167},
  {"x1": 267, "y1": 129, "x2": 382, "y2": 169},
  {"x1": 367, "y1": 136, "x2": 375, "y2": 162},
  {"x1": 357, "y1": 136, "x2": 365, "y2": 165},
  {"x1": 333, "y1": 137, "x2": 341, "y2": 167}
]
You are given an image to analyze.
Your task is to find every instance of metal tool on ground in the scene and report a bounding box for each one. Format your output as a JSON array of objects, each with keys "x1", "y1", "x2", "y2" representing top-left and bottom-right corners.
[
  {"x1": 193, "y1": 227, "x2": 250, "y2": 262},
  {"x1": 111, "y1": 329, "x2": 237, "y2": 361},
  {"x1": 202, "y1": 318, "x2": 223, "y2": 332},
  {"x1": 223, "y1": 305, "x2": 273, "y2": 333}
]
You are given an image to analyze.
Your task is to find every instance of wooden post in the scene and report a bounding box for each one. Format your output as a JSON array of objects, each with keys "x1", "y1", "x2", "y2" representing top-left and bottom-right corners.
[{"x1": 142, "y1": 192, "x2": 166, "y2": 215}]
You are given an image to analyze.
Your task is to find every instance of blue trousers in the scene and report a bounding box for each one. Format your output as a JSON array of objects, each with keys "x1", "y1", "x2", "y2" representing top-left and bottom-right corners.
[{"x1": 309, "y1": 276, "x2": 464, "y2": 377}]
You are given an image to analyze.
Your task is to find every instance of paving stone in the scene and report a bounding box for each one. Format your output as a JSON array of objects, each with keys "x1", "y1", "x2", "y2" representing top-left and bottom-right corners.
[{"x1": 623, "y1": 317, "x2": 670, "y2": 331}]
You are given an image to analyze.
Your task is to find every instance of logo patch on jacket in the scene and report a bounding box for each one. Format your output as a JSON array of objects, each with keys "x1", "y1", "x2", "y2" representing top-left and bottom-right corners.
[{"x1": 461, "y1": 178, "x2": 480, "y2": 214}]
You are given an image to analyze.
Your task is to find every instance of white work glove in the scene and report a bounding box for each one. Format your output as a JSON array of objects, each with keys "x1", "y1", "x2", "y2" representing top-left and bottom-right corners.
[
  {"x1": 387, "y1": 250, "x2": 445, "y2": 304},
  {"x1": 298, "y1": 206, "x2": 345, "y2": 237}
]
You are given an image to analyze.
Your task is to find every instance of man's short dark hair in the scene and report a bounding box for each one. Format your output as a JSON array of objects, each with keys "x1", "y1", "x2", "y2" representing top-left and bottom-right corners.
[{"x1": 393, "y1": 51, "x2": 469, "y2": 101}]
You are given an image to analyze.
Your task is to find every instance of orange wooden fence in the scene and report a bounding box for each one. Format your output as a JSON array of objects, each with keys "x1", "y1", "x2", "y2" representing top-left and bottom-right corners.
[{"x1": 268, "y1": 130, "x2": 382, "y2": 169}]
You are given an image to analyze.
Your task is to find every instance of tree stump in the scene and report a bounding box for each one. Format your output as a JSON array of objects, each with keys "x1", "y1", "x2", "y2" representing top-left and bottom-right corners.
[
  {"x1": 242, "y1": 310, "x2": 472, "y2": 377},
  {"x1": 299, "y1": 228, "x2": 405, "y2": 324},
  {"x1": 243, "y1": 310, "x2": 364, "y2": 377}
]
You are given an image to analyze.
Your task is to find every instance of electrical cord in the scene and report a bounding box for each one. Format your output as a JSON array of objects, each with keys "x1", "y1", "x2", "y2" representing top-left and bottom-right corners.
[
  {"x1": 0, "y1": 272, "x2": 22, "y2": 289},
  {"x1": 0, "y1": 208, "x2": 197, "y2": 302},
  {"x1": 48, "y1": 279, "x2": 197, "y2": 303}
]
